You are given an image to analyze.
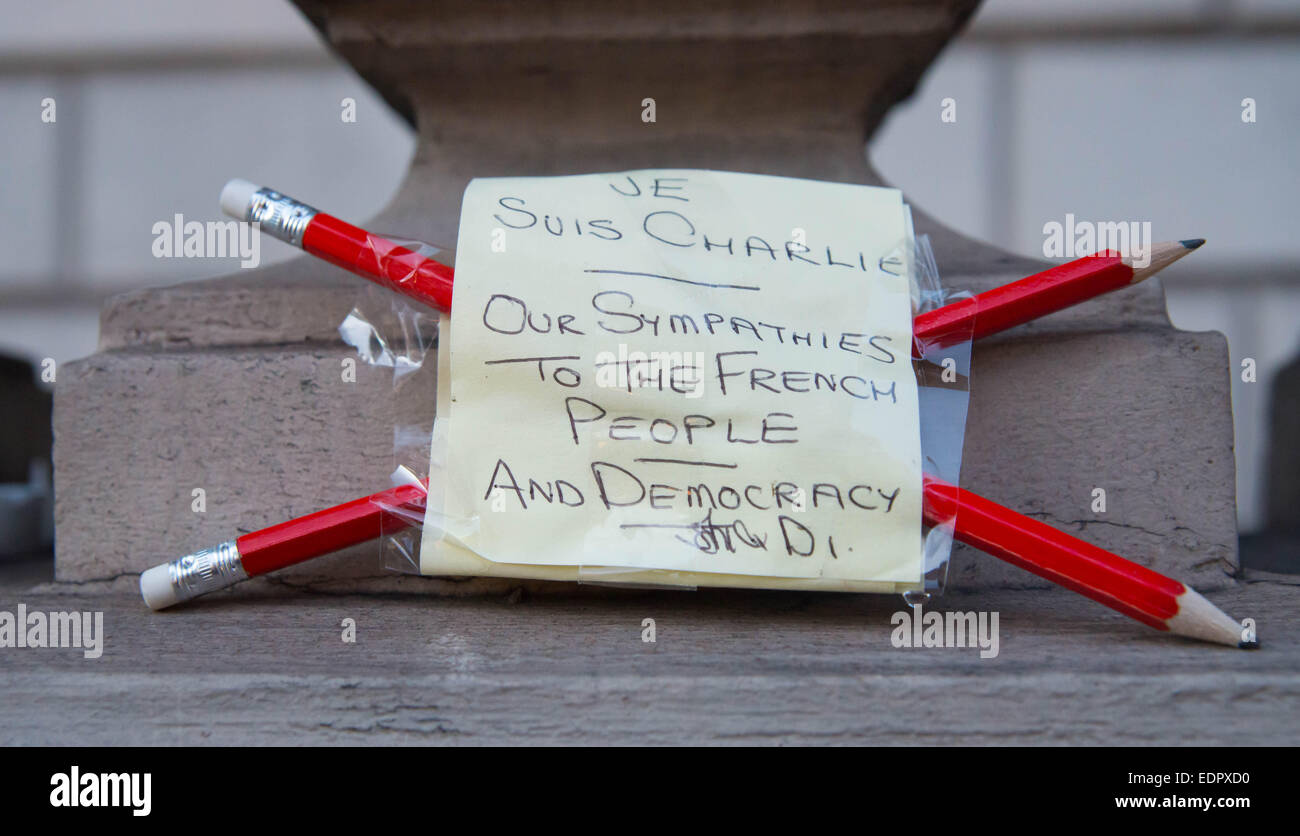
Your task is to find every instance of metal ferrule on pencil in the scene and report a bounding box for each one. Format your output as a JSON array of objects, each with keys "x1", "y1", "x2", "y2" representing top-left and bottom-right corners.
[
  {"x1": 243, "y1": 188, "x2": 318, "y2": 248},
  {"x1": 140, "y1": 540, "x2": 248, "y2": 610}
]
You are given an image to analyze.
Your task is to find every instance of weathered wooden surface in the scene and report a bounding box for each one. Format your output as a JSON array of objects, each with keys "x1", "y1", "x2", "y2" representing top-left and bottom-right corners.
[{"x1": 1, "y1": 559, "x2": 1295, "y2": 745}]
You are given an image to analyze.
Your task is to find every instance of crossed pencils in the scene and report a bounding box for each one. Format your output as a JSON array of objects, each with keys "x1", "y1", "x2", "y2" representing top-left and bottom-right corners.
[{"x1": 138, "y1": 180, "x2": 1254, "y2": 650}]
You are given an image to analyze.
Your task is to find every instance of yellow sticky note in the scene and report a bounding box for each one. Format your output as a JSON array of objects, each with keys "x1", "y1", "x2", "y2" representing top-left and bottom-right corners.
[{"x1": 423, "y1": 170, "x2": 923, "y2": 592}]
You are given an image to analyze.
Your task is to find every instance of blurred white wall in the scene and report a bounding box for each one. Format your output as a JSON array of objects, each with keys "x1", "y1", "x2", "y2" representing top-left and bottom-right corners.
[
  {"x1": 872, "y1": 0, "x2": 1300, "y2": 532},
  {"x1": 0, "y1": 0, "x2": 1294, "y2": 532},
  {"x1": 0, "y1": 0, "x2": 414, "y2": 364}
]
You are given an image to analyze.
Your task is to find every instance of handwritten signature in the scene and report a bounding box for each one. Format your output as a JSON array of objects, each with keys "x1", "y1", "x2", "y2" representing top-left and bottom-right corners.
[{"x1": 620, "y1": 509, "x2": 769, "y2": 554}]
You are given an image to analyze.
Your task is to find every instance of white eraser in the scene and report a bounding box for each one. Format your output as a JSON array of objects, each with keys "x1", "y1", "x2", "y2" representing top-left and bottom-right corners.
[
  {"x1": 140, "y1": 564, "x2": 179, "y2": 611},
  {"x1": 390, "y1": 465, "x2": 424, "y2": 489},
  {"x1": 220, "y1": 178, "x2": 260, "y2": 220}
]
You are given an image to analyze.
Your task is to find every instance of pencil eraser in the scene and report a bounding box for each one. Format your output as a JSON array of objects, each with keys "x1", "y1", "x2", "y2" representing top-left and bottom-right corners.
[
  {"x1": 220, "y1": 178, "x2": 260, "y2": 220},
  {"x1": 140, "y1": 564, "x2": 178, "y2": 611}
]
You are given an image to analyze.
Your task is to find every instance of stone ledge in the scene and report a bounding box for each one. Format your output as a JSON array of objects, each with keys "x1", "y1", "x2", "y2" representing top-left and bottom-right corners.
[{"x1": 54, "y1": 322, "x2": 1237, "y2": 591}]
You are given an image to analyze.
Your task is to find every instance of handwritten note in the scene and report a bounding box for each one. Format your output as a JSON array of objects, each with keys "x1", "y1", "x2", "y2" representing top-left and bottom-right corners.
[{"x1": 423, "y1": 170, "x2": 923, "y2": 592}]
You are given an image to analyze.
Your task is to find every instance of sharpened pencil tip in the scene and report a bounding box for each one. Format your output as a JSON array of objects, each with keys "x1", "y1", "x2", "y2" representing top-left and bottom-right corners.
[
  {"x1": 1180, "y1": 238, "x2": 1206, "y2": 250},
  {"x1": 1239, "y1": 639, "x2": 1260, "y2": 650}
]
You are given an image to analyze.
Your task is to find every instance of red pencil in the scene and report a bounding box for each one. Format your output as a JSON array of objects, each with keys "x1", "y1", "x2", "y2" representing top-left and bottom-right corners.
[
  {"x1": 139, "y1": 475, "x2": 1252, "y2": 648},
  {"x1": 920, "y1": 478, "x2": 1251, "y2": 648},
  {"x1": 139, "y1": 481, "x2": 427, "y2": 610},
  {"x1": 220, "y1": 180, "x2": 454, "y2": 311},
  {"x1": 219, "y1": 180, "x2": 1201, "y2": 348},
  {"x1": 911, "y1": 240, "x2": 1203, "y2": 352}
]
